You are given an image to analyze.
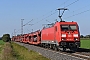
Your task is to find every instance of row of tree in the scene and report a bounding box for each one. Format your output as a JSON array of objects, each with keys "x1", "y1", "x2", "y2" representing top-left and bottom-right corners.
[{"x1": 80, "y1": 35, "x2": 90, "y2": 38}]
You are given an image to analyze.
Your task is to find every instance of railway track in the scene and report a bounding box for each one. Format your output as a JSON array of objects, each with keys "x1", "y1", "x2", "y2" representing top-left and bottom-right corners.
[
  {"x1": 60, "y1": 52, "x2": 90, "y2": 60},
  {"x1": 15, "y1": 42, "x2": 90, "y2": 60}
]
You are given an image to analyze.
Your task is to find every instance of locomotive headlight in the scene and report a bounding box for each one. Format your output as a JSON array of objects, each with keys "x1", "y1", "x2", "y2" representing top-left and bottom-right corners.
[
  {"x1": 62, "y1": 38, "x2": 66, "y2": 40},
  {"x1": 76, "y1": 38, "x2": 78, "y2": 40},
  {"x1": 62, "y1": 38, "x2": 64, "y2": 40},
  {"x1": 73, "y1": 34, "x2": 78, "y2": 37},
  {"x1": 75, "y1": 38, "x2": 78, "y2": 40},
  {"x1": 74, "y1": 38, "x2": 78, "y2": 40},
  {"x1": 62, "y1": 34, "x2": 66, "y2": 37}
]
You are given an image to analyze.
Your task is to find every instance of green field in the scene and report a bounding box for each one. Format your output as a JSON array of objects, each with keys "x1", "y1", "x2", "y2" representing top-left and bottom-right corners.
[{"x1": 80, "y1": 38, "x2": 90, "y2": 49}]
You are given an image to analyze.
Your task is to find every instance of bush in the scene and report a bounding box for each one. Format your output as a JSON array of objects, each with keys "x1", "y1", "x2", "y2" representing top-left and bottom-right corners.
[
  {"x1": 0, "y1": 37, "x2": 2, "y2": 40},
  {"x1": 2, "y1": 34, "x2": 11, "y2": 42}
]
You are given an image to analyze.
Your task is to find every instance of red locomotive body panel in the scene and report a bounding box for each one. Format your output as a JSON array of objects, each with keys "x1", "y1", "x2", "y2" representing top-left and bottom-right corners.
[
  {"x1": 41, "y1": 27, "x2": 54, "y2": 41},
  {"x1": 41, "y1": 22, "x2": 61, "y2": 45}
]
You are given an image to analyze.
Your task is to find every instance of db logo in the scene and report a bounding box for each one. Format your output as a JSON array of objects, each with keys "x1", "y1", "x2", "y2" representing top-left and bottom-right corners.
[{"x1": 68, "y1": 35, "x2": 72, "y2": 37}]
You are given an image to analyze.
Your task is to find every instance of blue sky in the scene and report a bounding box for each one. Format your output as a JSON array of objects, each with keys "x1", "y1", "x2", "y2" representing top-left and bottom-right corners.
[{"x1": 0, "y1": 0, "x2": 90, "y2": 37}]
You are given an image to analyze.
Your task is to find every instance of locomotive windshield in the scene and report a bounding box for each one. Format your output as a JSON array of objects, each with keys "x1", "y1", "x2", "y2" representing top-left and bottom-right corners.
[{"x1": 61, "y1": 25, "x2": 77, "y2": 31}]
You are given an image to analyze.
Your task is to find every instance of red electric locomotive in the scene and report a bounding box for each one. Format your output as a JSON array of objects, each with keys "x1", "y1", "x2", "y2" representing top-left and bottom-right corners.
[{"x1": 41, "y1": 21, "x2": 80, "y2": 51}]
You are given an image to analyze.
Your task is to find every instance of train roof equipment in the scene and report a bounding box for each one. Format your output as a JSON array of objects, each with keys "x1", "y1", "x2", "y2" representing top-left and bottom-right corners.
[{"x1": 57, "y1": 8, "x2": 68, "y2": 22}]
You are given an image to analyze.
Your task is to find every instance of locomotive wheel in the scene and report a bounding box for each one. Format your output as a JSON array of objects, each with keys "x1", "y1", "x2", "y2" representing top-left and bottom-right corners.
[
  {"x1": 45, "y1": 44, "x2": 47, "y2": 48},
  {"x1": 54, "y1": 47, "x2": 58, "y2": 51},
  {"x1": 49, "y1": 44, "x2": 53, "y2": 49},
  {"x1": 53, "y1": 45, "x2": 58, "y2": 51},
  {"x1": 47, "y1": 44, "x2": 50, "y2": 49},
  {"x1": 42, "y1": 43, "x2": 45, "y2": 48},
  {"x1": 63, "y1": 48, "x2": 66, "y2": 51}
]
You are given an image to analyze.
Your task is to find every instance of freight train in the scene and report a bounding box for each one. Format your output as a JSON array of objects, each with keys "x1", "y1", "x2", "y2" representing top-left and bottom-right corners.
[
  {"x1": 12, "y1": 8, "x2": 80, "y2": 51},
  {"x1": 12, "y1": 21, "x2": 80, "y2": 51}
]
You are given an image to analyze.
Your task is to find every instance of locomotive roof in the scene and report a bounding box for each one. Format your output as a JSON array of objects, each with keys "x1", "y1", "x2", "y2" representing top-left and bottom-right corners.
[
  {"x1": 42, "y1": 21, "x2": 78, "y2": 29},
  {"x1": 58, "y1": 21, "x2": 78, "y2": 25}
]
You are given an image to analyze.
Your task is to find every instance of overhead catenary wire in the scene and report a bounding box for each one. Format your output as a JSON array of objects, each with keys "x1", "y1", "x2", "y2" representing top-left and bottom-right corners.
[
  {"x1": 23, "y1": 0, "x2": 80, "y2": 28},
  {"x1": 23, "y1": 19, "x2": 33, "y2": 26},
  {"x1": 63, "y1": 2, "x2": 90, "y2": 19},
  {"x1": 72, "y1": 4, "x2": 90, "y2": 13},
  {"x1": 21, "y1": 0, "x2": 81, "y2": 34},
  {"x1": 66, "y1": 4, "x2": 90, "y2": 16},
  {"x1": 40, "y1": 0, "x2": 70, "y2": 18},
  {"x1": 13, "y1": 0, "x2": 90, "y2": 35},
  {"x1": 24, "y1": 11, "x2": 58, "y2": 32},
  {"x1": 64, "y1": 9, "x2": 90, "y2": 19},
  {"x1": 19, "y1": 0, "x2": 81, "y2": 34},
  {"x1": 33, "y1": 10, "x2": 58, "y2": 24},
  {"x1": 65, "y1": 0, "x2": 79, "y2": 7},
  {"x1": 28, "y1": 0, "x2": 70, "y2": 25},
  {"x1": 32, "y1": 0, "x2": 80, "y2": 25},
  {"x1": 46, "y1": 20, "x2": 52, "y2": 23}
]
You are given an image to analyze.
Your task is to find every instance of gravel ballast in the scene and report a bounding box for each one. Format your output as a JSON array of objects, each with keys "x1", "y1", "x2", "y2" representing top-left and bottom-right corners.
[{"x1": 15, "y1": 42, "x2": 85, "y2": 60}]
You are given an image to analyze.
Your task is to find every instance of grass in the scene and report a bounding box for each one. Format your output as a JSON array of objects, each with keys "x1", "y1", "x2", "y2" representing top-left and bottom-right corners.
[
  {"x1": 0, "y1": 40, "x2": 50, "y2": 60},
  {"x1": 1, "y1": 42, "x2": 50, "y2": 60},
  {"x1": 80, "y1": 38, "x2": 90, "y2": 49},
  {"x1": 0, "y1": 40, "x2": 5, "y2": 45},
  {"x1": 1, "y1": 38, "x2": 89, "y2": 60},
  {"x1": 1, "y1": 42, "x2": 16, "y2": 60},
  {"x1": 11, "y1": 42, "x2": 50, "y2": 60},
  {"x1": 0, "y1": 40, "x2": 5, "y2": 53},
  {"x1": 0, "y1": 40, "x2": 5, "y2": 60}
]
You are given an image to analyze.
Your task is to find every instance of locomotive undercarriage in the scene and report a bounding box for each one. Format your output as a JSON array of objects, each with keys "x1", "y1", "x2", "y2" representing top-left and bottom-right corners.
[
  {"x1": 40, "y1": 43, "x2": 59, "y2": 51},
  {"x1": 60, "y1": 42, "x2": 80, "y2": 51},
  {"x1": 40, "y1": 41, "x2": 80, "y2": 52}
]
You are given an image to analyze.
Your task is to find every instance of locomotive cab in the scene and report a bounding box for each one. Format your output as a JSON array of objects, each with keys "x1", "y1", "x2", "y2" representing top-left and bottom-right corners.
[{"x1": 59, "y1": 21, "x2": 80, "y2": 51}]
